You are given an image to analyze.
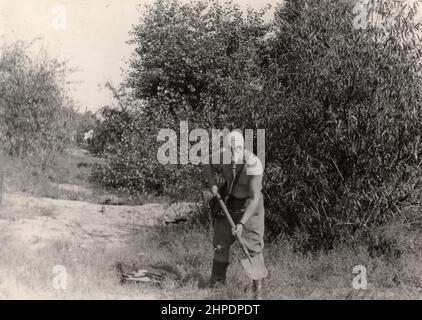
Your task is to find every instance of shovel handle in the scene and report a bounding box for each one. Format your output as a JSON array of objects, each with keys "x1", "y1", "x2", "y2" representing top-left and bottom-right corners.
[{"x1": 215, "y1": 193, "x2": 253, "y2": 262}]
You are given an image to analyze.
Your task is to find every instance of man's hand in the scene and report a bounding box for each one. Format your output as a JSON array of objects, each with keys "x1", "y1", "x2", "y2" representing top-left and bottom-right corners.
[
  {"x1": 211, "y1": 185, "x2": 218, "y2": 196},
  {"x1": 232, "y1": 223, "x2": 243, "y2": 237}
]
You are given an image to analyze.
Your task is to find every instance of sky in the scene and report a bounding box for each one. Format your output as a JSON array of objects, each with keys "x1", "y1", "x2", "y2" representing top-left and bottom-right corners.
[{"x1": 0, "y1": 0, "x2": 280, "y2": 112}]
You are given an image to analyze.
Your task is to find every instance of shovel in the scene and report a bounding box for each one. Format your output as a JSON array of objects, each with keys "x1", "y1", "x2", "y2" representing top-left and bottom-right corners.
[{"x1": 215, "y1": 193, "x2": 268, "y2": 280}]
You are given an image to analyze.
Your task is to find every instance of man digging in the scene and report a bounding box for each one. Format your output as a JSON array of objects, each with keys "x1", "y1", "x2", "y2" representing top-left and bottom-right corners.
[{"x1": 202, "y1": 130, "x2": 267, "y2": 299}]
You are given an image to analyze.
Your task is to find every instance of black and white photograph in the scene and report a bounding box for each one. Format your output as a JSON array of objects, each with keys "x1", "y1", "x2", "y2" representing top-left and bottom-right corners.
[{"x1": 1, "y1": 0, "x2": 422, "y2": 305}]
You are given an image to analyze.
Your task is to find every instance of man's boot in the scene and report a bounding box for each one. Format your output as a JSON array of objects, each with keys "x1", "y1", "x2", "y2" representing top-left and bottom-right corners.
[
  {"x1": 252, "y1": 279, "x2": 263, "y2": 300},
  {"x1": 209, "y1": 259, "x2": 229, "y2": 287}
]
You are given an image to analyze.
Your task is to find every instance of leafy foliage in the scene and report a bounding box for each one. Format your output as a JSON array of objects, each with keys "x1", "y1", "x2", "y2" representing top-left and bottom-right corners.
[
  {"x1": 93, "y1": 0, "x2": 422, "y2": 250},
  {"x1": 0, "y1": 41, "x2": 76, "y2": 168},
  {"x1": 91, "y1": 0, "x2": 268, "y2": 198},
  {"x1": 260, "y1": 0, "x2": 422, "y2": 249}
]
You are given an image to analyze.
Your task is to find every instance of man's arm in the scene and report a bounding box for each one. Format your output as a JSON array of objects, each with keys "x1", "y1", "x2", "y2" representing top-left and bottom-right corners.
[{"x1": 239, "y1": 174, "x2": 263, "y2": 226}]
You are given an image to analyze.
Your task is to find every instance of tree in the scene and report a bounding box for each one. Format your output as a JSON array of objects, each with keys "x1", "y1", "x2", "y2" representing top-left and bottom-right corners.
[
  {"x1": 0, "y1": 40, "x2": 76, "y2": 167},
  {"x1": 93, "y1": 0, "x2": 269, "y2": 197},
  {"x1": 127, "y1": 0, "x2": 269, "y2": 129}
]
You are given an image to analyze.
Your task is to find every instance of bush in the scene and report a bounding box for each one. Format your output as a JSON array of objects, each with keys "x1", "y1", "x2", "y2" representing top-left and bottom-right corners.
[
  {"x1": 258, "y1": 0, "x2": 422, "y2": 249},
  {"x1": 90, "y1": 104, "x2": 203, "y2": 198}
]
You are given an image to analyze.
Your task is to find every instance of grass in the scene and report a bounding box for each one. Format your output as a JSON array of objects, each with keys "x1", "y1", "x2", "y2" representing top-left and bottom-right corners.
[
  {"x1": 0, "y1": 146, "x2": 421, "y2": 299},
  {"x1": 0, "y1": 218, "x2": 421, "y2": 299},
  {"x1": 136, "y1": 221, "x2": 422, "y2": 299},
  {"x1": 0, "y1": 203, "x2": 58, "y2": 220},
  {"x1": 0, "y1": 146, "x2": 109, "y2": 203},
  {"x1": 0, "y1": 146, "x2": 170, "y2": 205}
]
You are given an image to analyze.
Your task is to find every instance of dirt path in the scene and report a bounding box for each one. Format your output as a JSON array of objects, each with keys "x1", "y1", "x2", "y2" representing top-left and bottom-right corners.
[
  {"x1": 0, "y1": 147, "x2": 212, "y2": 299},
  {"x1": 0, "y1": 193, "x2": 195, "y2": 251},
  {"x1": 1, "y1": 190, "x2": 421, "y2": 300},
  {"x1": 0, "y1": 191, "x2": 205, "y2": 299}
]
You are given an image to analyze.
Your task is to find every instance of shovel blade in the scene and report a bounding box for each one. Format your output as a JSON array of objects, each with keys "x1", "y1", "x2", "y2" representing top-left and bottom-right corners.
[{"x1": 240, "y1": 254, "x2": 268, "y2": 280}]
